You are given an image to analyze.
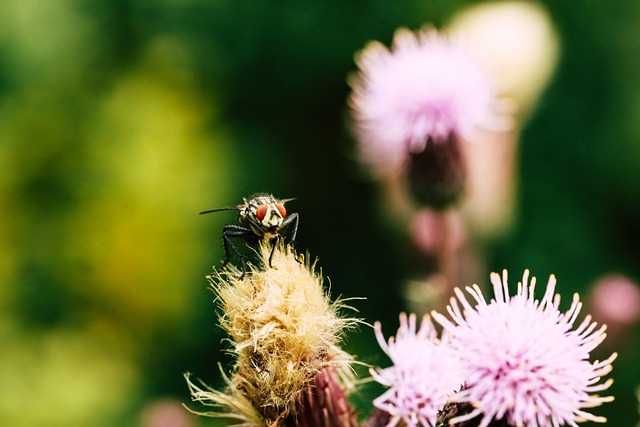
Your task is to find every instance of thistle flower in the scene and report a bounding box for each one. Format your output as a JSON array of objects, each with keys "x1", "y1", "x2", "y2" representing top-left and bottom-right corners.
[
  {"x1": 370, "y1": 313, "x2": 464, "y2": 427},
  {"x1": 185, "y1": 243, "x2": 357, "y2": 426},
  {"x1": 349, "y1": 27, "x2": 492, "y2": 175},
  {"x1": 432, "y1": 270, "x2": 617, "y2": 427}
]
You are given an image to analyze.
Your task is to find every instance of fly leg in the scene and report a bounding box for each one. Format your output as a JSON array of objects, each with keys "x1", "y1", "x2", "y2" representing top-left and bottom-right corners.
[
  {"x1": 267, "y1": 212, "x2": 300, "y2": 267},
  {"x1": 268, "y1": 236, "x2": 279, "y2": 268},
  {"x1": 221, "y1": 225, "x2": 256, "y2": 276},
  {"x1": 280, "y1": 212, "x2": 299, "y2": 245}
]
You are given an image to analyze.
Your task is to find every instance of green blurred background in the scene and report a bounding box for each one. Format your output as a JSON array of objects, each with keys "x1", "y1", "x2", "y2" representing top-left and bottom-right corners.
[{"x1": 1, "y1": 0, "x2": 639, "y2": 426}]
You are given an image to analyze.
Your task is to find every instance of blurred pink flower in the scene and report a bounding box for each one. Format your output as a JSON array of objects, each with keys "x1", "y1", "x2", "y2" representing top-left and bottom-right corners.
[
  {"x1": 141, "y1": 399, "x2": 194, "y2": 427},
  {"x1": 588, "y1": 274, "x2": 640, "y2": 348},
  {"x1": 433, "y1": 270, "x2": 617, "y2": 427},
  {"x1": 349, "y1": 27, "x2": 492, "y2": 173},
  {"x1": 589, "y1": 274, "x2": 640, "y2": 325},
  {"x1": 371, "y1": 313, "x2": 463, "y2": 427}
]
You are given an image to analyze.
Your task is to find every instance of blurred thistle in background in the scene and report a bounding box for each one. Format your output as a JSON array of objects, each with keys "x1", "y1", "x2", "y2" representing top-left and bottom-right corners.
[
  {"x1": 348, "y1": 26, "x2": 492, "y2": 207},
  {"x1": 348, "y1": 1, "x2": 561, "y2": 317},
  {"x1": 347, "y1": 25, "x2": 493, "y2": 313}
]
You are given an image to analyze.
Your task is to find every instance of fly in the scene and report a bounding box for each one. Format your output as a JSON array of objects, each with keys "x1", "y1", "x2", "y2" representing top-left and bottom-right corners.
[{"x1": 200, "y1": 193, "x2": 299, "y2": 271}]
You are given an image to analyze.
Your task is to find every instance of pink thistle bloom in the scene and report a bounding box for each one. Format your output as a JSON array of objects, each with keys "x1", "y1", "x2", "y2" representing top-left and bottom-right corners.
[
  {"x1": 371, "y1": 313, "x2": 464, "y2": 427},
  {"x1": 349, "y1": 27, "x2": 492, "y2": 173},
  {"x1": 432, "y1": 270, "x2": 617, "y2": 427}
]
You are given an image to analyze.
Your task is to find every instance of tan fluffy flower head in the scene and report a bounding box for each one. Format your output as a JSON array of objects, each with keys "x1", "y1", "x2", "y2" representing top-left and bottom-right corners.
[{"x1": 186, "y1": 242, "x2": 356, "y2": 426}]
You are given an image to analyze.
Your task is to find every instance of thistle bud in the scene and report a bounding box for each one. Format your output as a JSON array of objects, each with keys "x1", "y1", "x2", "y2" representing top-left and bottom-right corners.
[{"x1": 282, "y1": 366, "x2": 358, "y2": 427}]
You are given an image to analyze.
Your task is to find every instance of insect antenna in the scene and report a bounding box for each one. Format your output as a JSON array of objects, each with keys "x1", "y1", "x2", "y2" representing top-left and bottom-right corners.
[{"x1": 199, "y1": 205, "x2": 242, "y2": 215}]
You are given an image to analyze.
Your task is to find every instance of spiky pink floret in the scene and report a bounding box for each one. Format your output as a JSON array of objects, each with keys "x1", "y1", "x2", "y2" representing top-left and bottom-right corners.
[
  {"x1": 372, "y1": 313, "x2": 464, "y2": 427},
  {"x1": 432, "y1": 270, "x2": 617, "y2": 427}
]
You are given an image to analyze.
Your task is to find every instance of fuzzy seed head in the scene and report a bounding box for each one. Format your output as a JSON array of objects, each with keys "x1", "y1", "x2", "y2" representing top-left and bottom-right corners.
[{"x1": 187, "y1": 243, "x2": 357, "y2": 426}]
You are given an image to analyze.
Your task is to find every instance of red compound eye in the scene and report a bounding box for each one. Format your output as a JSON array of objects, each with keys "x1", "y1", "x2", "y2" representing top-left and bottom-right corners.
[
  {"x1": 275, "y1": 203, "x2": 286, "y2": 218},
  {"x1": 256, "y1": 204, "x2": 268, "y2": 221}
]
